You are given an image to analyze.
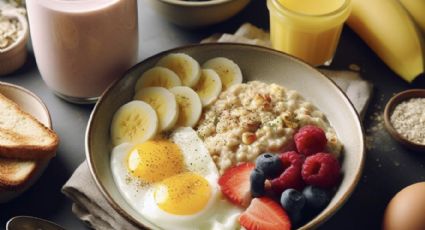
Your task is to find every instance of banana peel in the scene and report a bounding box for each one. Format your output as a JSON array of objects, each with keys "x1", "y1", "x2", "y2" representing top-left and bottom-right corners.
[
  {"x1": 399, "y1": 0, "x2": 425, "y2": 34},
  {"x1": 347, "y1": 0, "x2": 425, "y2": 82}
]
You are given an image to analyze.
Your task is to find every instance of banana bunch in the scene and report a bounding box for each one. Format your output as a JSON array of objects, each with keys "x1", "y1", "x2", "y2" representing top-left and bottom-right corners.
[
  {"x1": 347, "y1": 0, "x2": 425, "y2": 82},
  {"x1": 111, "y1": 53, "x2": 243, "y2": 146},
  {"x1": 399, "y1": 0, "x2": 425, "y2": 34}
]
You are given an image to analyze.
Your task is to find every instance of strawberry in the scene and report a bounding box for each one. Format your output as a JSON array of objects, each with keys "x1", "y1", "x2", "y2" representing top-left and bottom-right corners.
[
  {"x1": 218, "y1": 162, "x2": 255, "y2": 207},
  {"x1": 239, "y1": 197, "x2": 291, "y2": 230}
]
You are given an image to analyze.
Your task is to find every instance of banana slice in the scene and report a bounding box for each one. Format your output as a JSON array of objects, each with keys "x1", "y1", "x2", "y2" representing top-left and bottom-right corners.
[
  {"x1": 202, "y1": 57, "x2": 243, "y2": 90},
  {"x1": 193, "y1": 69, "x2": 222, "y2": 107},
  {"x1": 157, "y1": 53, "x2": 201, "y2": 87},
  {"x1": 169, "y1": 86, "x2": 202, "y2": 128},
  {"x1": 134, "y1": 87, "x2": 179, "y2": 132},
  {"x1": 111, "y1": 101, "x2": 158, "y2": 146},
  {"x1": 135, "y1": 67, "x2": 182, "y2": 92}
]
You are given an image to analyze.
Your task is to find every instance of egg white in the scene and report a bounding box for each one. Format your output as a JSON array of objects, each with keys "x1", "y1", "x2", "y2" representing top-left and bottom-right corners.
[{"x1": 110, "y1": 127, "x2": 242, "y2": 230}]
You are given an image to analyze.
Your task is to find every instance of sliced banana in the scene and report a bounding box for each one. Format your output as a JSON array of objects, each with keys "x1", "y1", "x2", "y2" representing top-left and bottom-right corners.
[
  {"x1": 135, "y1": 67, "x2": 182, "y2": 92},
  {"x1": 169, "y1": 86, "x2": 202, "y2": 128},
  {"x1": 193, "y1": 69, "x2": 222, "y2": 107},
  {"x1": 156, "y1": 53, "x2": 201, "y2": 87},
  {"x1": 111, "y1": 101, "x2": 158, "y2": 146},
  {"x1": 202, "y1": 57, "x2": 243, "y2": 90},
  {"x1": 134, "y1": 87, "x2": 179, "y2": 132}
]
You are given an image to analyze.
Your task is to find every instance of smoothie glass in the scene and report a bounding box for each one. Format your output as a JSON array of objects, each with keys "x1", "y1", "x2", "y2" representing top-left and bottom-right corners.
[
  {"x1": 267, "y1": 0, "x2": 351, "y2": 66},
  {"x1": 27, "y1": 0, "x2": 139, "y2": 103}
]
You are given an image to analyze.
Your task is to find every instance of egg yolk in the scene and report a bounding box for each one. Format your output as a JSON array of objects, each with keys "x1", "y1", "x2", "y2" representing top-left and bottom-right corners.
[
  {"x1": 154, "y1": 172, "x2": 211, "y2": 215},
  {"x1": 127, "y1": 140, "x2": 184, "y2": 183}
]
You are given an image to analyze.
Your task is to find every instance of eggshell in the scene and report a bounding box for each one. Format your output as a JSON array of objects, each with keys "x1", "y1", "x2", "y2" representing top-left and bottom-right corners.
[{"x1": 383, "y1": 182, "x2": 425, "y2": 230}]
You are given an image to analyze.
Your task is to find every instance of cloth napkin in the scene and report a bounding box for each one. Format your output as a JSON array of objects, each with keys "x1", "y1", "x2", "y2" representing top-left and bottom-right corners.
[{"x1": 62, "y1": 23, "x2": 373, "y2": 230}]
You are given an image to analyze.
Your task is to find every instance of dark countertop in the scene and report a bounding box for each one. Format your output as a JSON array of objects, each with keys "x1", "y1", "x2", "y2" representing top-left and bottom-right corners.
[{"x1": 1, "y1": 0, "x2": 424, "y2": 229}]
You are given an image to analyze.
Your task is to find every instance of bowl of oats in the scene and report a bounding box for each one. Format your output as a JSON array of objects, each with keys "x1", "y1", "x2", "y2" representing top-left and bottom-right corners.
[
  {"x1": 0, "y1": 9, "x2": 29, "y2": 76},
  {"x1": 384, "y1": 89, "x2": 425, "y2": 152},
  {"x1": 86, "y1": 43, "x2": 365, "y2": 229}
]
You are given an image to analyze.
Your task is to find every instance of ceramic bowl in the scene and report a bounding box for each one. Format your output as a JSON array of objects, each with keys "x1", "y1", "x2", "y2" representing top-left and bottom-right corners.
[
  {"x1": 144, "y1": 0, "x2": 250, "y2": 28},
  {"x1": 86, "y1": 43, "x2": 365, "y2": 229},
  {"x1": 0, "y1": 82, "x2": 51, "y2": 203},
  {"x1": 384, "y1": 89, "x2": 425, "y2": 152},
  {"x1": 0, "y1": 10, "x2": 29, "y2": 76}
]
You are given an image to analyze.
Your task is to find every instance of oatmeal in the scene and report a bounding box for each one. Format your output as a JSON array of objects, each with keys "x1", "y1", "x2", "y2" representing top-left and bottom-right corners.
[
  {"x1": 390, "y1": 97, "x2": 425, "y2": 145},
  {"x1": 0, "y1": 13, "x2": 22, "y2": 50},
  {"x1": 196, "y1": 81, "x2": 342, "y2": 173}
]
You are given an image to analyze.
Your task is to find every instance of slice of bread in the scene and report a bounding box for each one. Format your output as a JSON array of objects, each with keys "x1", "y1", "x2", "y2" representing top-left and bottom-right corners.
[
  {"x1": 0, "y1": 157, "x2": 37, "y2": 189},
  {"x1": 0, "y1": 93, "x2": 59, "y2": 159}
]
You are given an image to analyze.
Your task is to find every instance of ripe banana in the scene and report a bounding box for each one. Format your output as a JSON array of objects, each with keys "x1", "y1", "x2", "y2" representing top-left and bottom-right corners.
[
  {"x1": 399, "y1": 0, "x2": 425, "y2": 33},
  {"x1": 135, "y1": 67, "x2": 182, "y2": 92},
  {"x1": 203, "y1": 57, "x2": 243, "y2": 90},
  {"x1": 347, "y1": 0, "x2": 424, "y2": 82},
  {"x1": 134, "y1": 87, "x2": 179, "y2": 132},
  {"x1": 157, "y1": 53, "x2": 201, "y2": 87},
  {"x1": 170, "y1": 86, "x2": 202, "y2": 128},
  {"x1": 193, "y1": 69, "x2": 222, "y2": 107},
  {"x1": 111, "y1": 101, "x2": 158, "y2": 146}
]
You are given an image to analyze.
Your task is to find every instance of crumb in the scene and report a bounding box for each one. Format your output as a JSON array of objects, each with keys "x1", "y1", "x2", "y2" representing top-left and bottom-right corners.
[
  {"x1": 349, "y1": 64, "x2": 361, "y2": 72},
  {"x1": 365, "y1": 111, "x2": 384, "y2": 151}
]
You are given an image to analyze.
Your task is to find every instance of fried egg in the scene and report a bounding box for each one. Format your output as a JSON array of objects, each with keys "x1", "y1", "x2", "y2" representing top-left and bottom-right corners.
[{"x1": 111, "y1": 127, "x2": 242, "y2": 230}]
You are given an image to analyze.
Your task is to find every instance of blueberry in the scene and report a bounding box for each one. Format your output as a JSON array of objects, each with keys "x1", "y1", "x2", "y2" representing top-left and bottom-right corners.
[
  {"x1": 255, "y1": 153, "x2": 283, "y2": 179},
  {"x1": 280, "y1": 189, "x2": 305, "y2": 223},
  {"x1": 302, "y1": 186, "x2": 331, "y2": 211},
  {"x1": 250, "y1": 168, "x2": 266, "y2": 197}
]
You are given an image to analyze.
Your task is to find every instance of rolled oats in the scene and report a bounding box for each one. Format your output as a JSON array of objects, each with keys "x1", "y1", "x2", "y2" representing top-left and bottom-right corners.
[{"x1": 196, "y1": 81, "x2": 342, "y2": 174}]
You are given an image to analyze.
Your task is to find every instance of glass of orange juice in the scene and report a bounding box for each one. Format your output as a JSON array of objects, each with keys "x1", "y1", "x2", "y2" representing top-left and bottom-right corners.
[{"x1": 267, "y1": 0, "x2": 351, "y2": 66}]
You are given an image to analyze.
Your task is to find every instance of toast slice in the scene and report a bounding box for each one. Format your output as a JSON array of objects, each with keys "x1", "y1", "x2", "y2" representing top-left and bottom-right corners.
[
  {"x1": 0, "y1": 157, "x2": 37, "y2": 189},
  {"x1": 0, "y1": 93, "x2": 59, "y2": 159}
]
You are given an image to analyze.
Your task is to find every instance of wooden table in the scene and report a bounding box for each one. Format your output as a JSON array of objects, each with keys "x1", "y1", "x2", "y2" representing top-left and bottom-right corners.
[{"x1": 1, "y1": 0, "x2": 424, "y2": 229}]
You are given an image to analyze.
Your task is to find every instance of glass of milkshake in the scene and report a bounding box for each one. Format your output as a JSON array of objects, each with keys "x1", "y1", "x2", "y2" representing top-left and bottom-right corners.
[{"x1": 27, "y1": 0, "x2": 139, "y2": 103}]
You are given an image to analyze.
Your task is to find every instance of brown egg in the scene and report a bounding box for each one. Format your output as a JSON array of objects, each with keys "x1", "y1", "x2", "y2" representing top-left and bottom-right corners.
[{"x1": 383, "y1": 182, "x2": 425, "y2": 230}]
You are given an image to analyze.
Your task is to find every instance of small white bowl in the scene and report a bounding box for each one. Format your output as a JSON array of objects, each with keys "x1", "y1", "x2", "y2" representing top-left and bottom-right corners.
[
  {"x1": 144, "y1": 0, "x2": 251, "y2": 28},
  {"x1": 0, "y1": 82, "x2": 51, "y2": 203},
  {"x1": 0, "y1": 10, "x2": 29, "y2": 76}
]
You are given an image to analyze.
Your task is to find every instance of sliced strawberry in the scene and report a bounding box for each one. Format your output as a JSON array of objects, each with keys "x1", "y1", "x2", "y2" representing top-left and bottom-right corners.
[
  {"x1": 218, "y1": 162, "x2": 255, "y2": 207},
  {"x1": 239, "y1": 197, "x2": 291, "y2": 230}
]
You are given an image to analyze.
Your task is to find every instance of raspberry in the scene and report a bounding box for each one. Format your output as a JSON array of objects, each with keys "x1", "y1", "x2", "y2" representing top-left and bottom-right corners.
[
  {"x1": 302, "y1": 152, "x2": 340, "y2": 188},
  {"x1": 294, "y1": 125, "x2": 327, "y2": 156},
  {"x1": 270, "y1": 151, "x2": 305, "y2": 193}
]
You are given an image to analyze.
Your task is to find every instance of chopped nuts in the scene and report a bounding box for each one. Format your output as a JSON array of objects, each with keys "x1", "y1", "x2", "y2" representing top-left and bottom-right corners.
[
  {"x1": 196, "y1": 81, "x2": 342, "y2": 174},
  {"x1": 242, "y1": 132, "x2": 256, "y2": 145}
]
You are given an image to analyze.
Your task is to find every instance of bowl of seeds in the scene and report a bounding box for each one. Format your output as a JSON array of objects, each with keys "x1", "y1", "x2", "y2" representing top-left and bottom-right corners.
[
  {"x1": 384, "y1": 89, "x2": 425, "y2": 152},
  {"x1": 0, "y1": 9, "x2": 29, "y2": 76}
]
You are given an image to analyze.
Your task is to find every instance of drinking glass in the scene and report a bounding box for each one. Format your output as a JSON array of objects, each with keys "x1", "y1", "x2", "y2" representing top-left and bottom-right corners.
[
  {"x1": 267, "y1": 0, "x2": 351, "y2": 66},
  {"x1": 27, "y1": 0, "x2": 139, "y2": 103}
]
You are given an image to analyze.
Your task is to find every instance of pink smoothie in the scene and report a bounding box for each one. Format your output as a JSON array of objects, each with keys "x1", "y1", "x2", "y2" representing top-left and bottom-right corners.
[{"x1": 27, "y1": 0, "x2": 138, "y2": 101}]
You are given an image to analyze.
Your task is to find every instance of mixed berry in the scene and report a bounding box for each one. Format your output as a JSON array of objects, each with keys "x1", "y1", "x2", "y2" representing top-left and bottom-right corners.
[{"x1": 218, "y1": 125, "x2": 342, "y2": 230}]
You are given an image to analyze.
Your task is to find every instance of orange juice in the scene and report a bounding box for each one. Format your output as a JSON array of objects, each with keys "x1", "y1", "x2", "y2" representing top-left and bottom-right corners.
[{"x1": 267, "y1": 0, "x2": 351, "y2": 66}]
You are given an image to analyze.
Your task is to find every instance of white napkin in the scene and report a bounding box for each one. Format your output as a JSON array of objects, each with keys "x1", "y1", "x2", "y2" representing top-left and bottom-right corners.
[
  {"x1": 63, "y1": 23, "x2": 373, "y2": 230},
  {"x1": 63, "y1": 162, "x2": 140, "y2": 230}
]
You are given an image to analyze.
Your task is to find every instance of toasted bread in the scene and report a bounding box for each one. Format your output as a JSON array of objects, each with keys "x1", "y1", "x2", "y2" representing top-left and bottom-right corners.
[
  {"x1": 0, "y1": 157, "x2": 37, "y2": 189},
  {"x1": 0, "y1": 93, "x2": 59, "y2": 159}
]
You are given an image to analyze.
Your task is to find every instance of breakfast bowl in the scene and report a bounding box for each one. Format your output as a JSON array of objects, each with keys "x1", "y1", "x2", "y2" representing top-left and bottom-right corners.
[
  {"x1": 86, "y1": 43, "x2": 365, "y2": 229},
  {"x1": 0, "y1": 10, "x2": 29, "y2": 76},
  {"x1": 144, "y1": 0, "x2": 251, "y2": 28},
  {"x1": 0, "y1": 82, "x2": 51, "y2": 203},
  {"x1": 384, "y1": 89, "x2": 425, "y2": 152}
]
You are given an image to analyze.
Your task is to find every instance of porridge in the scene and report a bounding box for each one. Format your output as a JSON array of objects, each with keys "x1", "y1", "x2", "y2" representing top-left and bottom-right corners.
[
  {"x1": 196, "y1": 81, "x2": 342, "y2": 173},
  {"x1": 109, "y1": 53, "x2": 345, "y2": 229}
]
